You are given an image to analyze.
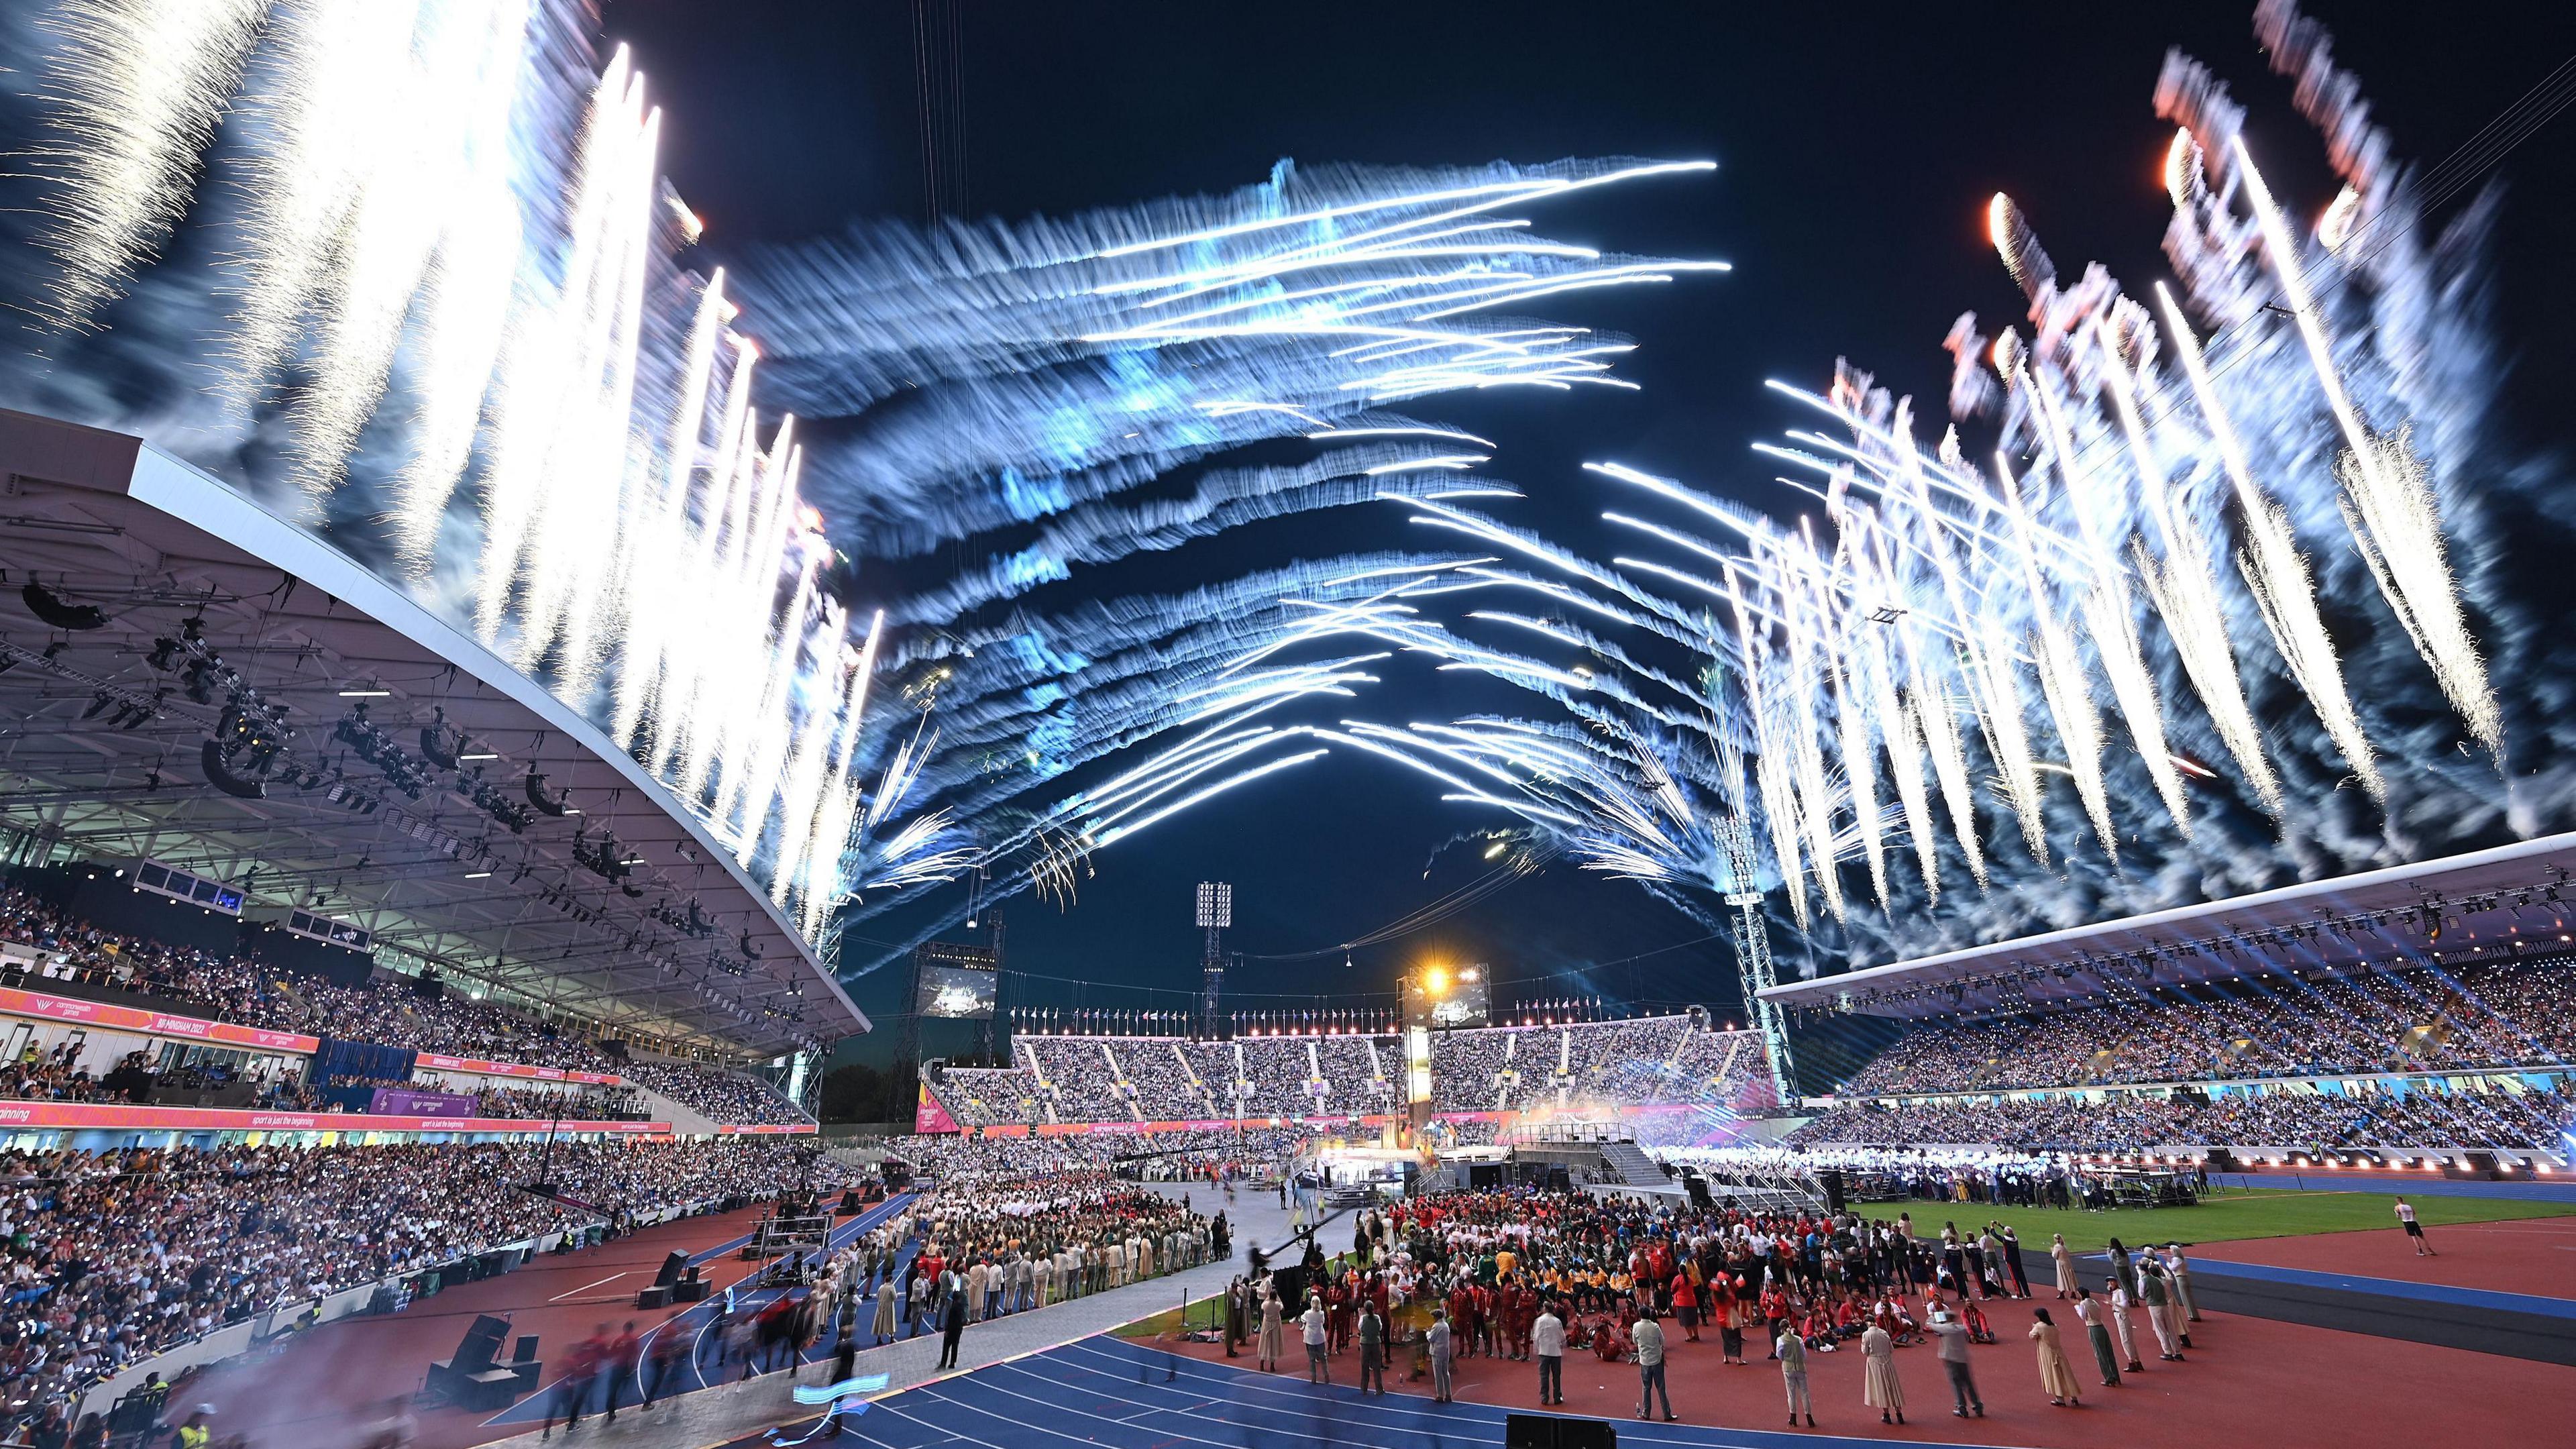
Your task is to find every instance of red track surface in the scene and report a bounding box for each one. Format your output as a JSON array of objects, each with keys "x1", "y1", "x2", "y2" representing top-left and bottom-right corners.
[
  {"x1": 177, "y1": 1205, "x2": 777, "y2": 1449},
  {"x1": 2194, "y1": 1216, "x2": 2576, "y2": 1297},
  {"x1": 1153, "y1": 1295, "x2": 2576, "y2": 1448}
]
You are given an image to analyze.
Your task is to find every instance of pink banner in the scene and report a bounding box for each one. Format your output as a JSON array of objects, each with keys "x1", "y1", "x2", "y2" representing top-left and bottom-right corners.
[
  {"x1": 914, "y1": 1083, "x2": 960, "y2": 1135},
  {"x1": 0, "y1": 1100, "x2": 667, "y2": 1134},
  {"x1": 413, "y1": 1053, "x2": 621, "y2": 1086},
  {"x1": 0, "y1": 986, "x2": 319, "y2": 1054},
  {"x1": 714, "y1": 1123, "x2": 817, "y2": 1135}
]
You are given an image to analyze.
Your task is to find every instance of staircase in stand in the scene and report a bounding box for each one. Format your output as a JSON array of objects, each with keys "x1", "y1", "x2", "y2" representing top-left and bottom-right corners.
[{"x1": 1599, "y1": 1139, "x2": 1666, "y2": 1188}]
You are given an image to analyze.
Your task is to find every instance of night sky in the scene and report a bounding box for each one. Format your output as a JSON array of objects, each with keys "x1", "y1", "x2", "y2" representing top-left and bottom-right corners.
[{"x1": 594, "y1": 1, "x2": 2576, "y2": 1063}]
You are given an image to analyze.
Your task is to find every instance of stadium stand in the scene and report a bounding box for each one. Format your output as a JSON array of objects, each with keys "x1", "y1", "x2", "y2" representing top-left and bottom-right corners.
[
  {"x1": 923, "y1": 1014, "x2": 1768, "y2": 1127},
  {"x1": 1831, "y1": 957, "x2": 2576, "y2": 1093},
  {"x1": 0, "y1": 886, "x2": 810, "y2": 1126}
]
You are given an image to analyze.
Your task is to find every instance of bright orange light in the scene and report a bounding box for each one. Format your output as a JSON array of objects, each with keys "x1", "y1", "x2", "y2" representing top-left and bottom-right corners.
[{"x1": 1424, "y1": 965, "x2": 1450, "y2": 995}]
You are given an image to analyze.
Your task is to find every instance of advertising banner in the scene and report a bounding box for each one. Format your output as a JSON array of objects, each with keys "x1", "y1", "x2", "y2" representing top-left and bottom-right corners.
[
  {"x1": 713, "y1": 1122, "x2": 818, "y2": 1135},
  {"x1": 367, "y1": 1088, "x2": 476, "y2": 1118},
  {"x1": 413, "y1": 1053, "x2": 621, "y2": 1086},
  {"x1": 0, "y1": 986, "x2": 319, "y2": 1054},
  {"x1": 913, "y1": 1083, "x2": 961, "y2": 1135},
  {"x1": 0, "y1": 1100, "x2": 666, "y2": 1134}
]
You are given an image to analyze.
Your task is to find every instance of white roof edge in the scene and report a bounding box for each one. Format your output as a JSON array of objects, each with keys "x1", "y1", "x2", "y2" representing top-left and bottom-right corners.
[{"x1": 117, "y1": 439, "x2": 871, "y2": 1041}]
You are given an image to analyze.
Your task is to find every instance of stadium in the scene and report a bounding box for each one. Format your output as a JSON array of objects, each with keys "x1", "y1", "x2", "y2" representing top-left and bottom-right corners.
[{"x1": 1, "y1": 3, "x2": 2573, "y2": 1449}]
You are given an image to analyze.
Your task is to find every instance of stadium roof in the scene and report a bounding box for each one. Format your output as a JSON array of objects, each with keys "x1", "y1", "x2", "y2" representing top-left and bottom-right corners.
[
  {"x1": 0, "y1": 410, "x2": 866, "y2": 1057},
  {"x1": 1758, "y1": 830, "x2": 2576, "y2": 1021}
]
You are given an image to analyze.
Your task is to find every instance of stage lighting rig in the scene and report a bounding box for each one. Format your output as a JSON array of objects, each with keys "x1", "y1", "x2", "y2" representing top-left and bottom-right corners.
[
  {"x1": 418, "y1": 705, "x2": 472, "y2": 771},
  {"x1": 525, "y1": 769, "x2": 571, "y2": 816},
  {"x1": 331, "y1": 704, "x2": 432, "y2": 798}
]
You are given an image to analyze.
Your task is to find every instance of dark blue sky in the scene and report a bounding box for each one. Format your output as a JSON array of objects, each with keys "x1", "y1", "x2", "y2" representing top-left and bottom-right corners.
[{"x1": 594, "y1": 1, "x2": 2576, "y2": 1061}]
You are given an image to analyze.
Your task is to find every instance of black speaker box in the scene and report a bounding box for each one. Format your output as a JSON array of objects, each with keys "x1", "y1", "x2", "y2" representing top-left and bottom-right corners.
[
  {"x1": 673, "y1": 1278, "x2": 711, "y2": 1302},
  {"x1": 656, "y1": 1250, "x2": 690, "y2": 1287},
  {"x1": 1506, "y1": 1412, "x2": 1616, "y2": 1449},
  {"x1": 447, "y1": 1313, "x2": 510, "y2": 1373},
  {"x1": 636, "y1": 1285, "x2": 672, "y2": 1309}
]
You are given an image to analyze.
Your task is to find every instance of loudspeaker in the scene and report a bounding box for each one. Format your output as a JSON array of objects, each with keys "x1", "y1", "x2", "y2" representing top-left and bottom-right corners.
[
  {"x1": 674, "y1": 1278, "x2": 710, "y2": 1302},
  {"x1": 1680, "y1": 1173, "x2": 1712, "y2": 1211},
  {"x1": 446, "y1": 1314, "x2": 510, "y2": 1374},
  {"x1": 655, "y1": 1250, "x2": 690, "y2": 1287},
  {"x1": 636, "y1": 1286, "x2": 671, "y2": 1309},
  {"x1": 1821, "y1": 1169, "x2": 1846, "y2": 1214},
  {"x1": 513, "y1": 1336, "x2": 540, "y2": 1364},
  {"x1": 1506, "y1": 1413, "x2": 1617, "y2": 1449}
]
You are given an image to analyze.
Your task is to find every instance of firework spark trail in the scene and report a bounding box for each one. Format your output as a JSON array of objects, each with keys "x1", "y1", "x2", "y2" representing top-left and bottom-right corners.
[
  {"x1": 1810, "y1": 526, "x2": 1888, "y2": 905},
  {"x1": 792, "y1": 613, "x2": 884, "y2": 936},
  {"x1": 2153, "y1": 281, "x2": 2382, "y2": 798},
  {"x1": 610, "y1": 272, "x2": 732, "y2": 749},
  {"x1": 28, "y1": 0, "x2": 269, "y2": 327},
  {"x1": 473, "y1": 47, "x2": 641, "y2": 642},
  {"x1": 2025, "y1": 365, "x2": 2194, "y2": 835},
  {"x1": 1724, "y1": 566, "x2": 1811, "y2": 924},
  {"x1": 278, "y1": 0, "x2": 533, "y2": 503},
  {"x1": 2232, "y1": 139, "x2": 2502, "y2": 756},
  {"x1": 1847, "y1": 524, "x2": 1941, "y2": 896},
  {"x1": 1773, "y1": 535, "x2": 1851, "y2": 918},
  {"x1": 1992, "y1": 451, "x2": 2120, "y2": 859},
  {"x1": 1887, "y1": 415, "x2": 2047, "y2": 865},
  {"x1": 227, "y1": 1, "x2": 424, "y2": 427},
  {"x1": 890, "y1": 443, "x2": 1497, "y2": 623},
  {"x1": 2094, "y1": 318, "x2": 2283, "y2": 814},
  {"x1": 655, "y1": 341, "x2": 761, "y2": 788},
  {"x1": 518, "y1": 98, "x2": 661, "y2": 702},
  {"x1": 735, "y1": 159, "x2": 1726, "y2": 551}
]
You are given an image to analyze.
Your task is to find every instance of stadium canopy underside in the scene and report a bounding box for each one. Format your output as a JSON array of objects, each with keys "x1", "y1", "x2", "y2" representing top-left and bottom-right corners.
[
  {"x1": 0, "y1": 409, "x2": 867, "y2": 1058},
  {"x1": 1758, "y1": 830, "x2": 2576, "y2": 1022}
]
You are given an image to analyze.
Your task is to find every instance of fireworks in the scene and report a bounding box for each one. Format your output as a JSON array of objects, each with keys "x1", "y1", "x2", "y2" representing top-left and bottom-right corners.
[{"x1": 2, "y1": 0, "x2": 2539, "y2": 989}]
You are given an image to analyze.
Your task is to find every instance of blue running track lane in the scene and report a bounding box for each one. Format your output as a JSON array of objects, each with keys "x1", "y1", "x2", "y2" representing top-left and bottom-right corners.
[
  {"x1": 2176, "y1": 1255, "x2": 2576, "y2": 1320},
  {"x1": 772, "y1": 1333, "x2": 2020, "y2": 1449},
  {"x1": 2209, "y1": 1172, "x2": 2576, "y2": 1203},
  {"x1": 486, "y1": 1192, "x2": 916, "y2": 1426}
]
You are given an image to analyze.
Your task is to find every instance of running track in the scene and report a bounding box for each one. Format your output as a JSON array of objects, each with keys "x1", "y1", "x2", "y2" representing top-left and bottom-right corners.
[{"x1": 790, "y1": 1334, "x2": 1985, "y2": 1449}]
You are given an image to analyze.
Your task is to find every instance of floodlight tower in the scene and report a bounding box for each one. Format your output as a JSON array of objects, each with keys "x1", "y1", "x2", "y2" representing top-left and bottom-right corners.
[
  {"x1": 1717, "y1": 813, "x2": 1799, "y2": 1106},
  {"x1": 1195, "y1": 881, "x2": 1232, "y2": 1036}
]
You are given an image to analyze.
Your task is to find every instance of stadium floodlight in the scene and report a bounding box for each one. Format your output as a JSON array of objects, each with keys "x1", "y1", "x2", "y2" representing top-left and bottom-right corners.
[{"x1": 1195, "y1": 881, "x2": 1232, "y2": 929}]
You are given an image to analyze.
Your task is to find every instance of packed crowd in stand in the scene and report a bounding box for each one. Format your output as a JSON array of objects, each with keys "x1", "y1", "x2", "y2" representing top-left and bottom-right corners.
[
  {"x1": 0, "y1": 1139, "x2": 834, "y2": 1433},
  {"x1": 621, "y1": 1063, "x2": 807, "y2": 1126},
  {"x1": 1835, "y1": 958, "x2": 2576, "y2": 1094},
  {"x1": 927, "y1": 1016, "x2": 1768, "y2": 1128},
  {"x1": 464, "y1": 1082, "x2": 647, "y2": 1121},
  {"x1": 0, "y1": 888, "x2": 808, "y2": 1125},
  {"x1": 883, "y1": 1126, "x2": 1311, "y2": 1182},
  {"x1": 1791, "y1": 1081, "x2": 2576, "y2": 1152},
  {"x1": 1217, "y1": 1184, "x2": 2207, "y2": 1422}
]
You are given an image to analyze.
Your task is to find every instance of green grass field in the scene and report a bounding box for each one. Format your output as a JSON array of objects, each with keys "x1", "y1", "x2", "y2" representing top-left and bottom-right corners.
[{"x1": 1878, "y1": 1184, "x2": 2576, "y2": 1255}]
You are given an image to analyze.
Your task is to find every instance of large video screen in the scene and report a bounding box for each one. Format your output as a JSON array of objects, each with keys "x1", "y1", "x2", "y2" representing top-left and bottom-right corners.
[
  {"x1": 915, "y1": 964, "x2": 999, "y2": 1019},
  {"x1": 1412, "y1": 963, "x2": 1491, "y2": 1028}
]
